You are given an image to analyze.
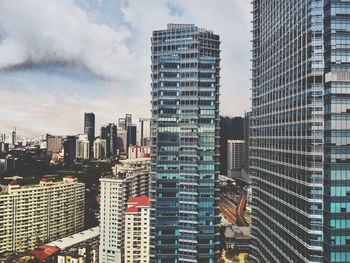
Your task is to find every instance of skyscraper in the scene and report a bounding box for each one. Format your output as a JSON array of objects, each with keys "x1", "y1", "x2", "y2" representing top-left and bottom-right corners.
[
  {"x1": 151, "y1": 23, "x2": 221, "y2": 262},
  {"x1": 101, "y1": 123, "x2": 117, "y2": 159},
  {"x1": 84, "y1": 112, "x2": 95, "y2": 158},
  {"x1": 126, "y1": 124, "x2": 137, "y2": 147},
  {"x1": 219, "y1": 116, "x2": 244, "y2": 175},
  {"x1": 227, "y1": 140, "x2": 244, "y2": 179},
  {"x1": 251, "y1": 1, "x2": 350, "y2": 262},
  {"x1": 63, "y1": 136, "x2": 76, "y2": 164}
]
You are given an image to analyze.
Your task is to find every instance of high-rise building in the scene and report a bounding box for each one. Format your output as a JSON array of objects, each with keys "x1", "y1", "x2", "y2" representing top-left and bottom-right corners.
[
  {"x1": 101, "y1": 123, "x2": 117, "y2": 159},
  {"x1": 99, "y1": 158, "x2": 151, "y2": 263},
  {"x1": 0, "y1": 176, "x2": 84, "y2": 253},
  {"x1": 46, "y1": 134, "x2": 62, "y2": 155},
  {"x1": 76, "y1": 134, "x2": 90, "y2": 160},
  {"x1": 125, "y1": 114, "x2": 132, "y2": 127},
  {"x1": 63, "y1": 136, "x2": 76, "y2": 164},
  {"x1": 117, "y1": 129, "x2": 127, "y2": 154},
  {"x1": 219, "y1": 116, "x2": 244, "y2": 175},
  {"x1": 243, "y1": 111, "x2": 251, "y2": 174},
  {"x1": 151, "y1": 23, "x2": 221, "y2": 262},
  {"x1": 118, "y1": 117, "x2": 126, "y2": 130},
  {"x1": 127, "y1": 124, "x2": 137, "y2": 147},
  {"x1": 251, "y1": 1, "x2": 350, "y2": 262},
  {"x1": 6, "y1": 128, "x2": 16, "y2": 147},
  {"x1": 139, "y1": 118, "x2": 151, "y2": 146},
  {"x1": 227, "y1": 140, "x2": 244, "y2": 179},
  {"x1": 84, "y1": 112, "x2": 95, "y2": 158},
  {"x1": 93, "y1": 138, "x2": 107, "y2": 160},
  {"x1": 124, "y1": 197, "x2": 150, "y2": 263},
  {"x1": 128, "y1": 145, "x2": 151, "y2": 159}
]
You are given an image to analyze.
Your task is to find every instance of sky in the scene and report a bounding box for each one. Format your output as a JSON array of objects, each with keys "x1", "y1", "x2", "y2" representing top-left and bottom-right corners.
[{"x1": 0, "y1": 0, "x2": 251, "y2": 136}]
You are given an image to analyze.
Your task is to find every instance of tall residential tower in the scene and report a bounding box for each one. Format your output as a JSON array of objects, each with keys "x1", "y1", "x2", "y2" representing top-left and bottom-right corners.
[
  {"x1": 251, "y1": 1, "x2": 350, "y2": 262},
  {"x1": 151, "y1": 23, "x2": 221, "y2": 263}
]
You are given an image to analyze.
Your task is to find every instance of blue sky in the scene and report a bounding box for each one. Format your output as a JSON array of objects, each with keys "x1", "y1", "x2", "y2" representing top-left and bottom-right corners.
[{"x1": 0, "y1": 0, "x2": 251, "y2": 136}]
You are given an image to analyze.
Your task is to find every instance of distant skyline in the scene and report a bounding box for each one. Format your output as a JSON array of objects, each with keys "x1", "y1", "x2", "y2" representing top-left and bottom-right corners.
[{"x1": 0, "y1": 0, "x2": 251, "y2": 136}]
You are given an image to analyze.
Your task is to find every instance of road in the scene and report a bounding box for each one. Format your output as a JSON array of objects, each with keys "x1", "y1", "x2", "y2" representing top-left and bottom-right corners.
[{"x1": 236, "y1": 187, "x2": 249, "y2": 226}]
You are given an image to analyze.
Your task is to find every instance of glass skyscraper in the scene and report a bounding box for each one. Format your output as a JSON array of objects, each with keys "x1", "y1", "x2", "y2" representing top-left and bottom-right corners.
[
  {"x1": 251, "y1": 1, "x2": 350, "y2": 262},
  {"x1": 150, "y1": 24, "x2": 220, "y2": 263}
]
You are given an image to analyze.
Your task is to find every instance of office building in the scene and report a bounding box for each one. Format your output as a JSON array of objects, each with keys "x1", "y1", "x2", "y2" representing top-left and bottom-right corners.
[
  {"x1": 151, "y1": 23, "x2": 221, "y2": 262},
  {"x1": 101, "y1": 123, "x2": 117, "y2": 159},
  {"x1": 227, "y1": 140, "x2": 244, "y2": 179},
  {"x1": 125, "y1": 114, "x2": 132, "y2": 128},
  {"x1": 243, "y1": 112, "x2": 251, "y2": 174},
  {"x1": 127, "y1": 124, "x2": 137, "y2": 147},
  {"x1": 124, "y1": 197, "x2": 151, "y2": 263},
  {"x1": 251, "y1": 1, "x2": 350, "y2": 262},
  {"x1": 139, "y1": 118, "x2": 152, "y2": 146},
  {"x1": 0, "y1": 176, "x2": 84, "y2": 253},
  {"x1": 219, "y1": 116, "x2": 244, "y2": 175},
  {"x1": 63, "y1": 136, "x2": 76, "y2": 164},
  {"x1": 93, "y1": 138, "x2": 107, "y2": 160},
  {"x1": 117, "y1": 129, "x2": 127, "y2": 154},
  {"x1": 84, "y1": 112, "x2": 95, "y2": 158},
  {"x1": 118, "y1": 118, "x2": 126, "y2": 130},
  {"x1": 76, "y1": 134, "x2": 90, "y2": 160},
  {"x1": 99, "y1": 158, "x2": 151, "y2": 263},
  {"x1": 46, "y1": 134, "x2": 62, "y2": 155}
]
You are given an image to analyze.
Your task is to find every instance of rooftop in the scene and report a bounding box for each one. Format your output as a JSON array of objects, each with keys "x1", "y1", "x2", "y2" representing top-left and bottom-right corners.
[
  {"x1": 47, "y1": 227, "x2": 99, "y2": 250},
  {"x1": 126, "y1": 196, "x2": 150, "y2": 213}
]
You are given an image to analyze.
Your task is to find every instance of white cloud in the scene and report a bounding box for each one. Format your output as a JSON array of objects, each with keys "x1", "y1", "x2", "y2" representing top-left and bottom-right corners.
[{"x1": 0, "y1": 0, "x2": 135, "y2": 80}]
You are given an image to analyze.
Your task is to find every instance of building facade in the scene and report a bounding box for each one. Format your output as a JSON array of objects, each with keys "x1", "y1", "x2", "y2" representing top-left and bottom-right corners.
[
  {"x1": 124, "y1": 197, "x2": 151, "y2": 263},
  {"x1": 84, "y1": 112, "x2": 95, "y2": 158},
  {"x1": 219, "y1": 116, "x2": 244, "y2": 175},
  {"x1": 227, "y1": 140, "x2": 244, "y2": 179},
  {"x1": 63, "y1": 136, "x2": 77, "y2": 164},
  {"x1": 101, "y1": 123, "x2": 117, "y2": 159},
  {"x1": 99, "y1": 158, "x2": 151, "y2": 263},
  {"x1": 243, "y1": 111, "x2": 252, "y2": 175},
  {"x1": 251, "y1": 1, "x2": 350, "y2": 262},
  {"x1": 93, "y1": 138, "x2": 107, "y2": 160},
  {"x1": 46, "y1": 134, "x2": 62, "y2": 155},
  {"x1": 76, "y1": 134, "x2": 90, "y2": 160},
  {"x1": 0, "y1": 176, "x2": 84, "y2": 253},
  {"x1": 150, "y1": 23, "x2": 221, "y2": 262}
]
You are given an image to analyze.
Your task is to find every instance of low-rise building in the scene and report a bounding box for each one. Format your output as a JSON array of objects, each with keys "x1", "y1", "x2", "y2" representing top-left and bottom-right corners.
[{"x1": 0, "y1": 176, "x2": 85, "y2": 253}]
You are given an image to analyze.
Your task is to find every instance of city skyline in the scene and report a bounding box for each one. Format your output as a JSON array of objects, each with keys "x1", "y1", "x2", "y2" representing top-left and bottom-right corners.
[{"x1": 0, "y1": 0, "x2": 251, "y2": 136}]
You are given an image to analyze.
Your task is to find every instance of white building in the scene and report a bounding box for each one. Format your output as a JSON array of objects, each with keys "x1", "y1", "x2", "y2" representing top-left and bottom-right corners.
[
  {"x1": 124, "y1": 197, "x2": 150, "y2": 263},
  {"x1": 99, "y1": 158, "x2": 151, "y2": 263},
  {"x1": 76, "y1": 134, "x2": 89, "y2": 160},
  {"x1": 93, "y1": 138, "x2": 107, "y2": 160},
  {"x1": 99, "y1": 176, "x2": 125, "y2": 263},
  {"x1": 0, "y1": 176, "x2": 85, "y2": 253},
  {"x1": 227, "y1": 140, "x2": 244, "y2": 178}
]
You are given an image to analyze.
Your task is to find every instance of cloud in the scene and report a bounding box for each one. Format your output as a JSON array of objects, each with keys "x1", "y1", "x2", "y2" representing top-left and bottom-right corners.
[
  {"x1": 0, "y1": 0, "x2": 135, "y2": 80},
  {"x1": 0, "y1": 0, "x2": 252, "y2": 136}
]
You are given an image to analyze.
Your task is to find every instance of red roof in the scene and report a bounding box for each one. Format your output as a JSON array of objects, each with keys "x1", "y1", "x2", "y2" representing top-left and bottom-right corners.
[
  {"x1": 40, "y1": 178, "x2": 49, "y2": 182},
  {"x1": 125, "y1": 196, "x2": 150, "y2": 213},
  {"x1": 28, "y1": 245, "x2": 60, "y2": 262},
  {"x1": 65, "y1": 175, "x2": 74, "y2": 179}
]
